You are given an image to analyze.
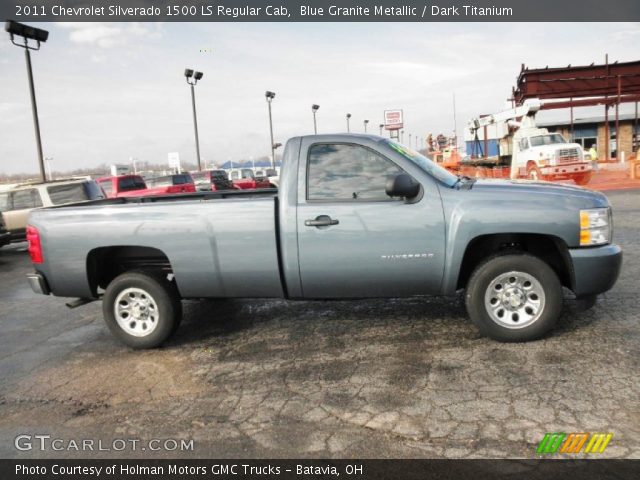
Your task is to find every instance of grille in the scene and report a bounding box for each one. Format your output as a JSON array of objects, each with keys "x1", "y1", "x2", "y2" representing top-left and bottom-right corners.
[{"x1": 557, "y1": 148, "x2": 580, "y2": 164}]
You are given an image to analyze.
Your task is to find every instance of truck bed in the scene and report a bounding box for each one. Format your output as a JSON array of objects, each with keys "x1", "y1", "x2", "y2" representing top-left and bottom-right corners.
[{"x1": 29, "y1": 189, "x2": 283, "y2": 299}]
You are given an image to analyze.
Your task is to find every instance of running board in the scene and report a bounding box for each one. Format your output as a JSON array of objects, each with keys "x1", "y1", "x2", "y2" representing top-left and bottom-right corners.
[{"x1": 65, "y1": 298, "x2": 96, "y2": 309}]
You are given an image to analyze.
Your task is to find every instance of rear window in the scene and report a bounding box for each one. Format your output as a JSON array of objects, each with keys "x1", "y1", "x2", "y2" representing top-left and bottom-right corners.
[
  {"x1": 173, "y1": 174, "x2": 193, "y2": 185},
  {"x1": 118, "y1": 176, "x2": 146, "y2": 192},
  {"x1": 46, "y1": 182, "x2": 105, "y2": 205},
  {"x1": 99, "y1": 179, "x2": 113, "y2": 195},
  {"x1": 147, "y1": 176, "x2": 171, "y2": 187},
  {"x1": 212, "y1": 170, "x2": 228, "y2": 179}
]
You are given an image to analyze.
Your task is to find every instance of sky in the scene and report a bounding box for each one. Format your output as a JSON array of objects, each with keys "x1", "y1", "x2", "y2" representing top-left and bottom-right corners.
[{"x1": 1, "y1": 22, "x2": 639, "y2": 175}]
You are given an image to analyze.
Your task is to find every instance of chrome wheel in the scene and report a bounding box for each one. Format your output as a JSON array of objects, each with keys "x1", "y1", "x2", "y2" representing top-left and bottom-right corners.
[
  {"x1": 484, "y1": 271, "x2": 545, "y2": 329},
  {"x1": 114, "y1": 287, "x2": 159, "y2": 337}
]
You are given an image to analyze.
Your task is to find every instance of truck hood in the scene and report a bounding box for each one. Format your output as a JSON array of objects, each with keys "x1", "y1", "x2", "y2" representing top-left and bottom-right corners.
[{"x1": 468, "y1": 178, "x2": 609, "y2": 208}]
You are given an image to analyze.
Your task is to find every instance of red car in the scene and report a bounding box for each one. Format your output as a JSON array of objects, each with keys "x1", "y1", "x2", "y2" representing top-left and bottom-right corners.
[
  {"x1": 228, "y1": 168, "x2": 271, "y2": 190},
  {"x1": 97, "y1": 174, "x2": 195, "y2": 198}
]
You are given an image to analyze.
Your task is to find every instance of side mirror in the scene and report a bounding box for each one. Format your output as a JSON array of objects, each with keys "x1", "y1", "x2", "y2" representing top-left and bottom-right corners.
[{"x1": 385, "y1": 174, "x2": 420, "y2": 199}]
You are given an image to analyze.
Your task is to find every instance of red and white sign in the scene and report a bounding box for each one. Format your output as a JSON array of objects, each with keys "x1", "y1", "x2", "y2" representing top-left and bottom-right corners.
[{"x1": 384, "y1": 109, "x2": 404, "y2": 130}]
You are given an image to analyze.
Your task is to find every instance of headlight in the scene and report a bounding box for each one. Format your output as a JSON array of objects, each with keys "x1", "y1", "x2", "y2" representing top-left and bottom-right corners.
[{"x1": 579, "y1": 208, "x2": 611, "y2": 246}]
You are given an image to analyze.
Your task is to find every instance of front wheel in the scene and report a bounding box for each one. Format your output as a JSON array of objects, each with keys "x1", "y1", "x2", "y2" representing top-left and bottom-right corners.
[
  {"x1": 465, "y1": 254, "x2": 562, "y2": 342},
  {"x1": 526, "y1": 163, "x2": 545, "y2": 181},
  {"x1": 103, "y1": 272, "x2": 182, "y2": 349},
  {"x1": 573, "y1": 172, "x2": 593, "y2": 186}
]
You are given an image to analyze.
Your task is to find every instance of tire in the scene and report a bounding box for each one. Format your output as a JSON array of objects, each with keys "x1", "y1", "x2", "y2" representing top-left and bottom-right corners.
[
  {"x1": 465, "y1": 253, "x2": 562, "y2": 342},
  {"x1": 526, "y1": 163, "x2": 545, "y2": 181},
  {"x1": 573, "y1": 172, "x2": 592, "y2": 186},
  {"x1": 103, "y1": 271, "x2": 182, "y2": 349}
]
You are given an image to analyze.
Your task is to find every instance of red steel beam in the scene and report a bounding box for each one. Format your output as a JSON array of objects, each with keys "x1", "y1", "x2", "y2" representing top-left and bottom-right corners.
[
  {"x1": 514, "y1": 60, "x2": 640, "y2": 104},
  {"x1": 539, "y1": 94, "x2": 640, "y2": 110}
]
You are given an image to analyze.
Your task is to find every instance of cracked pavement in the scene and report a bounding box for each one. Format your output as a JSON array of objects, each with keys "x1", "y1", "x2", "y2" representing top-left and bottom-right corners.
[{"x1": 0, "y1": 190, "x2": 638, "y2": 459}]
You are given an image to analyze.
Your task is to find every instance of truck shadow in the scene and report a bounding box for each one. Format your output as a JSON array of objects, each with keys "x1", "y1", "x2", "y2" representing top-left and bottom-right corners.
[
  {"x1": 168, "y1": 292, "x2": 593, "y2": 348},
  {"x1": 168, "y1": 295, "x2": 472, "y2": 348}
]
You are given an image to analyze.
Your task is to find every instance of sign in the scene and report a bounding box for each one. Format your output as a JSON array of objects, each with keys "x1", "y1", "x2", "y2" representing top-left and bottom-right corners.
[
  {"x1": 384, "y1": 109, "x2": 403, "y2": 130},
  {"x1": 110, "y1": 164, "x2": 130, "y2": 176},
  {"x1": 168, "y1": 152, "x2": 181, "y2": 173}
]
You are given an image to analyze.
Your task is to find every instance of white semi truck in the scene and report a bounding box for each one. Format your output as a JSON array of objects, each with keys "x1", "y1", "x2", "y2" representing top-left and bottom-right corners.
[{"x1": 465, "y1": 100, "x2": 593, "y2": 185}]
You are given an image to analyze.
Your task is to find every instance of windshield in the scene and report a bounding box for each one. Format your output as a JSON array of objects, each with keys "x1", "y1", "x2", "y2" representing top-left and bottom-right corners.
[
  {"x1": 529, "y1": 134, "x2": 566, "y2": 147},
  {"x1": 383, "y1": 140, "x2": 459, "y2": 187}
]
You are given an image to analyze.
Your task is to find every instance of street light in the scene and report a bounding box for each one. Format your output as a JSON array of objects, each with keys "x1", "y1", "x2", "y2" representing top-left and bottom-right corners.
[
  {"x1": 400, "y1": 130, "x2": 404, "y2": 143},
  {"x1": 265, "y1": 91, "x2": 276, "y2": 168},
  {"x1": 379, "y1": 124, "x2": 384, "y2": 136},
  {"x1": 346, "y1": 113, "x2": 351, "y2": 132},
  {"x1": 5, "y1": 20, "x2": 49, "y2": 182},
  {"x1": 409, "y1": 133, "x2": 412, "y2": 146},
  {"x1": 184, "y1": 68, "x2": 203, "y2": 171},
  {"x1": 311, "y1": 104, "x2": 320, "y2": 134},
  {"x1": 44, "y1": 156, "x2": 53, "y2": 181},
  {"x1": 364, "y1": 119, "x2": 369, "y2": 133}
]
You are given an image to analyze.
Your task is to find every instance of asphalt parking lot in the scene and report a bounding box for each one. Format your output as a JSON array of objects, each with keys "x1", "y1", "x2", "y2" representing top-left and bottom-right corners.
[{"x1": 0, "y1": 189, "x2": 639, "y2": 459}]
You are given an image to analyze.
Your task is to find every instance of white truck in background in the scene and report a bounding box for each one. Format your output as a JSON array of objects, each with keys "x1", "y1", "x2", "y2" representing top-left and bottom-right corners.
[{"x1": 465, "y1": 100, "x2": 593, "y2": 185}]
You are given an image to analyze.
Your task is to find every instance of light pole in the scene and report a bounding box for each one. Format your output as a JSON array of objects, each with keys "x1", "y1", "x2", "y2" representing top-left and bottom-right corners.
[
  {"x1": 409, "y1": 133, "x2": 412, "y2": 146},
  {"x1": 44, "y1": 156, "x2": 53, "y2": 181},
  {"x1": 379, "y1": 124, "x2": 384, "y2": 136},
  {"x1": 184, "y1": 68, "x2": 203, "y2": 171},
  {"x1": 6, "y1": 21, "x2": 49, "y2": 183},
  {"x1": 346, "y1": 113, "x2": 351, "y2": 132},
  {"x1": 265, "y1": 91, "x2": 276, "y2": 168},
  {"x1": 364, "y1": 119, "x2": 369, "y2": 133},
  {"x1": 311, "y1": 104, "x2": 319, "y2": 134},
  {"x1": 400, "y1": 130, "x2": 404, "y2": 143}
]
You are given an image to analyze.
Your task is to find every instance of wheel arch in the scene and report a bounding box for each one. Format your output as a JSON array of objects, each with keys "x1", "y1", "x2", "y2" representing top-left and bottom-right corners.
[
  {"x1": 86, "y1": 245, "x2": 180, "y2": 297},
  {"x1": 456, "y1": 233, "x2": 572, "y2": 291}
]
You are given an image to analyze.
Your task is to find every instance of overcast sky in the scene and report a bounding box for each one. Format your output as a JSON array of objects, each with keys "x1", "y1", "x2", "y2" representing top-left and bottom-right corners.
[{"x1": 1, "y1": 22, "x2": 639, "y2": 174}]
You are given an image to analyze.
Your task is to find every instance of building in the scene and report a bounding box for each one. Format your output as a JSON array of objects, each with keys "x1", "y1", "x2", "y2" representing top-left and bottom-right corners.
[{"x1": 537, "y1": 114, "x2": 639, "y2": 162}]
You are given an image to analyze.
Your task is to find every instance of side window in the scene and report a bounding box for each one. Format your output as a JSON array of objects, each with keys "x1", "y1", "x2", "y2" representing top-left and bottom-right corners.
[
  {"x1": 307, "y1": 144, "x2": 403, "y2": 201},
  {"x1": 12, "y1": 189, "x2": 42, "y2": 209}
]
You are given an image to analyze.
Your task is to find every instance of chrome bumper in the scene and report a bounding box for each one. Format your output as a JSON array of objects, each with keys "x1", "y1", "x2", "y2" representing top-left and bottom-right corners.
[
  {"x1": 27, "y1": 273, "x2": 50, "y2": 295},
  {"x1": 541, "y1": 163, "x2": 592, "y2": 175}
]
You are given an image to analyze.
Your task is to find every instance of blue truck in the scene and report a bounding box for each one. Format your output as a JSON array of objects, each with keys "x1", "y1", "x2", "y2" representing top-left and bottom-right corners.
[{"x1": 25, "y1": 134, "x2": 622, "y2": 348}]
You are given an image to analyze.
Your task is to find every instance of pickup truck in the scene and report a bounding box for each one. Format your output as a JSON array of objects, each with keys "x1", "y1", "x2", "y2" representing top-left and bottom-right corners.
[
  {"x1": 97, "y1": 174, "x2": 194, "y2": 198},
  {"x1": 25, "y1": 134, "x2": 622, "y2": 349}
]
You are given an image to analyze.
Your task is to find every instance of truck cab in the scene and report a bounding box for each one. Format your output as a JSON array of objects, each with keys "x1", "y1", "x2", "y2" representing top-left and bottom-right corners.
[{"x1": 513, "y1": 129, "x2": 592, "y2": 185}]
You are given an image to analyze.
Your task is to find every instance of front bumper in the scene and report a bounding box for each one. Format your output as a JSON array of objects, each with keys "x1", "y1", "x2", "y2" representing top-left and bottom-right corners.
[
  {"x1": 541, "y1": 162, "x2": 591, "y2": 176},
  {"x1": 27, "y1": 272, "x2": 50, "y2": 295},
  {"x1": 569, "y1": 244, "x2": 622, "y2": 297}
]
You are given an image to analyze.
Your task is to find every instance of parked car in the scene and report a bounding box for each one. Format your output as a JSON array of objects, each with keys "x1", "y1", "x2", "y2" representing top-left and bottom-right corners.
[
  {"x1": 191, "y1": 170, "x2": 235, "y2": 191},
  {"x1": 145, "y1": 174, "x2": 196, "y2": 194},
  {"x1": 0, "y1": 178, "x2": 105, "y2": 242},
  {"x1": 96, "y1": 175, "x2": 148, "y2": 198},
  {"x1": 26, "y1": 134, "x2": 621, "y2": 348},
  {"x1": 255, "y1": 168, "x2": 280, "y2": 188},
  {"x1": 228, "y1": 168, "x2": 271, "y2": 190}
]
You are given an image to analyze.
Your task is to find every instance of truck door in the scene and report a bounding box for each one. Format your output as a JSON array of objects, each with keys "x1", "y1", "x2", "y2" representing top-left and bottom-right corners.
[{"x1": 296, "y1": 141, "x2": 446, "y2": 298}]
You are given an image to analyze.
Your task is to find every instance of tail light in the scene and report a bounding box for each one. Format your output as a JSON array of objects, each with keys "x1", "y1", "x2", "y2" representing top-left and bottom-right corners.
[
  {"x1": 166, "y1": 185, "x2": 182, "y2": 193},
  {"x1": 26, "y1": 225, "x2": 44, "y2": 264}
]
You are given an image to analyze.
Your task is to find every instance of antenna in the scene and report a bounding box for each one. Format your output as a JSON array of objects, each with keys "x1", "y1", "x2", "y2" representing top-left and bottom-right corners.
[{"x1": 452, "y1": 92, "x2": 458, "y2": 147}]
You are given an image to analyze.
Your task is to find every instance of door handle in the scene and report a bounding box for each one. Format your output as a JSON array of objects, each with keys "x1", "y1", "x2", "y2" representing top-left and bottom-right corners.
[{"x1": 305, "y1": 215, "x2": 339, "y2": 227}]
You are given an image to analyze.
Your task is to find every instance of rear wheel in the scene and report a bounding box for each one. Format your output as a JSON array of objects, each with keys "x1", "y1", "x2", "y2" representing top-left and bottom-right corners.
[
  {"x1": 465, "y1": 253, "x2": 562, "y2": 342},
  {"x1": 103, "y1": 272, "x2": 182, "y2": 349}
]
